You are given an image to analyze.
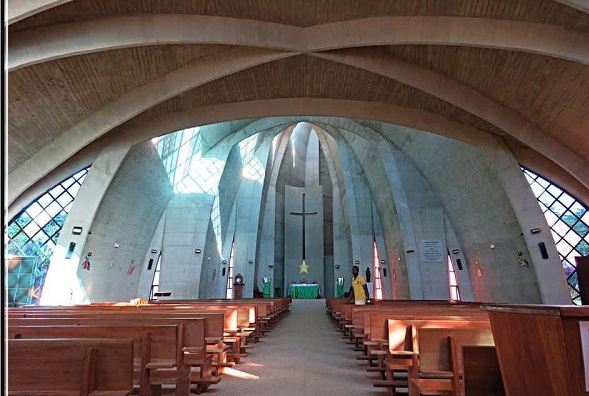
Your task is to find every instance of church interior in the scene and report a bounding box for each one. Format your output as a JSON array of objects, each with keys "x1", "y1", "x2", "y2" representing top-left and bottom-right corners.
[{"x1": 5, "y1": 1, "x2": 589, "y2": 395}]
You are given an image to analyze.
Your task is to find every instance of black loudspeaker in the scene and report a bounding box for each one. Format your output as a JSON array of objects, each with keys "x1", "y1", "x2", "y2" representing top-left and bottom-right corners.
[
  {"x1": 222, "y1": 268, "x2": 226, "y2": 277},
  {"x1": 539, "y1": 242, "x2": 549, "y2": 259},
  {"x1": 382, "y1": 268, "x2": 387, "y2": 277},
  {"x1": 456, "y1": 259, "x2": 463, "y2": 270},
  {"x1": 65, "y1": 242, "x2": 76, "y2": 259},
  {"x1": 147, "y1": 258, "x2": 154, "y2": 270}
]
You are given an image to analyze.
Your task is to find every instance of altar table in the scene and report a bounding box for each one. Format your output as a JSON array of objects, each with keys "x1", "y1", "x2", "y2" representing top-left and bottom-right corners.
[{"x1": 289, "y1": 284, "x2": 320, "y2": 299}]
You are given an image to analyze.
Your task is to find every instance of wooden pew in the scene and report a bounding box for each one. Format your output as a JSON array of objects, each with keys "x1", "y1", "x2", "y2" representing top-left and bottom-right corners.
[
  {"x1": 148, "y1": 298, "x2": 290, "y2": 337},
  {"x1": 461, "y1": 345, "x2": 505, "y2": 396},
  {"x1": 371, "y1": 318, "x2": 490, "y2": 391},
  {"x1": 409, "y1": 327, "x2": 495, "y2": 396},
  {"x1": 11, "y1": 305, "x2": 242, "y2": 369},
  {"x1": 8, "y1": 337, "x2": 134, "y2": 396},
  {"x1": 9, "y1": 324, "x2": 188, "y2": 396},
  {"x1": 482, "y1": 304, "x2": 589, "y2": 396},
  {"x1": 360, "y1": 308, "x2": 489, "y2": 368},
  {"x1": 10, "y1": 310, "x2": 232, "y2": 375}
]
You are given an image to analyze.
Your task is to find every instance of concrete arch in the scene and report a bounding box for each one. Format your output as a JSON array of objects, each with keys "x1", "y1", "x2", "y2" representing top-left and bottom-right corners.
[
  {"x1": 306, "y1": 17, "x2": 589, "y2": 64},
  {"x1": 9, "y1": 15, "x2": 589, "y2": 70},
  {"x1": 7, "y1": 47, "x2": 296, "y2": 203},
  {"x1": 3, "y1": 98, "x2": 530, "y2": 208},
  {"x1": 8, "y1": 15, "x2": 301, "y2": 70},
  {"x1": 313, "y1": 50, "x2": 589, "y2": 190},
  {"x1": 7, "y1": 99, "x2": 494, "y2": 216},
  {"x1": 554, "y1": 0, "x2": 589, "y2": 14},
  {"x1": 7, "y1": 0, "x2": 74, "y2": 25},
  {"x1": 8, "y1": 0, "x2": 588, "y2": 28}
]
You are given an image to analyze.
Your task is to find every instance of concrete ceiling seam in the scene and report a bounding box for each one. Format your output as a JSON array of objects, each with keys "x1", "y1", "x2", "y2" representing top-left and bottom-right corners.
[
  {"x1": 7, "y1": 47, "x2": 297, "y2": 204},
  {"x1": 8, "y1": 15, "x2": 589, "y2": 70},
  {"x1": 312, "y1": 50, "x2": 589, "y2": 190}
]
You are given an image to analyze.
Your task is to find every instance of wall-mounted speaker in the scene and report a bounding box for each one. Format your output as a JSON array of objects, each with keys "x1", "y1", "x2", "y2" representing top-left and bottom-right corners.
[
  {"x1": 147, "y1": 258, "x2": 154, "y2": 270},
  {"x1": 456, "y1": 258, "x2": 463, "y2": 271},
  {"x1": 382, "y1": 268, "x2": 387, "y2": 277},
  {"x1": 539, "y1": 242, "x2": 549, "y2": 259}
]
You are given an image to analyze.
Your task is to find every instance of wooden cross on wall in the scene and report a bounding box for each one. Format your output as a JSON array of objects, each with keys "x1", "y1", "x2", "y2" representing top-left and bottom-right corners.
[{"x1": 289, "y1": 192, "x2": 318, "y2": 261}]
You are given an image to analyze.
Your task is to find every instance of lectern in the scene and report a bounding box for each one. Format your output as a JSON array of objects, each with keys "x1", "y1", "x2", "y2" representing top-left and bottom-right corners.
[{"x1": 234, "y1": 273, "x2": 244, "y2": 299}]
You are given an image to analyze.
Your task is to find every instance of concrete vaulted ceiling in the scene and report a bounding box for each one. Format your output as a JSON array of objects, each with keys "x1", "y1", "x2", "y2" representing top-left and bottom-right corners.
[{"x1": 6, "y1": 0, "x2": 589, "y2": 213}]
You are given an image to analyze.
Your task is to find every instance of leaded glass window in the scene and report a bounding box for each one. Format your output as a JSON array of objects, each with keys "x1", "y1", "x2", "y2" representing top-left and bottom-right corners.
[
  {"x1": 448, "y1": 255, "x2": 461, "y2": 302},
  {"x1": 149, "y1": 254, "x2": 162, "y2": 300},
  {"x1": 523, "y1": 168, "x2": 589, "y2": 304},
  {"x1": 5, "y1": 168, "x2": 89, "y2": 306}
]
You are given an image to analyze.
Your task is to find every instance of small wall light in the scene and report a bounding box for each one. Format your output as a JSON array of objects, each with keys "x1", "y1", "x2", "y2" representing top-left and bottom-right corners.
[
  {"x1": 530, "y1": 228, "x2": 542, "y2": 234},
  {"x1": 380, "y1": 259, "x2": 386, "y2": 264},
  {"x1": 195, "y1": 248, "x2": 202, "y2": 254},
  {"x1": 354, "y1": 260, "x2": 360, "y2": 264},
  {"x1": 114, "y1": 243, "x2": 120, "y2": 248},
  {"x1": 268, "y1": 264, "x2": 274, "y2": 268},
  {"x1": 150, "y1": 249, "x2": 158, "y2": 254},
  {"x1": 222, "y1": 260, "x2": 227, "y2": 265},
  {"x1": 406, "y1": 249, "x2": 415, "y2": 253},
  {"x1": 334, "y1": 264, "x2": 340, "y2": 269},
  {"x1": 72, "y1": 226, "x2": 83, "y2": 235},
  {"x1": 452, "y1": 249, "x2": 459, "y2": 254},
  {"x1": 475, "y1": 260, "x2": 484, "y2": 278},
  {"x1": 248, "y1": 259, "x2": 254, "y2": 264}
]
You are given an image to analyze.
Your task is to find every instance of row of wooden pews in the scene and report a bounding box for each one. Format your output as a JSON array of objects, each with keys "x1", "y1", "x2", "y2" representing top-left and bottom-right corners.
[
  {"x1": 326, "y1": 298, "x2": 504, "y2": 396},
  {"x1": 7, "y1": 297, "x2": 291, "y2": 396},
  {"x1": 328, "y1": 298, "x2": 589, "y2": 396}
]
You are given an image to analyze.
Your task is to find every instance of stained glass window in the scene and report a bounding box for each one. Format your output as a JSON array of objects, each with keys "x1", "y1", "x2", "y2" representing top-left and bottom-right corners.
[{"x1": 523, "y1": 168, "x2": 589, "y2": 304}]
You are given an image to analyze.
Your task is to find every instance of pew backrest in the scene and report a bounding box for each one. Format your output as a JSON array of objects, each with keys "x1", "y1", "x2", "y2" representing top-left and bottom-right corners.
[{"x1": 8, "y1": 337, "x2": 134, "y2": 395}]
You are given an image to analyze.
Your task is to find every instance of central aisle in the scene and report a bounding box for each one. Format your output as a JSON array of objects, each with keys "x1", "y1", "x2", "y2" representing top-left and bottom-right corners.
[{"x1": 214, "y1": 299, "x2": 388, "y2": 395}]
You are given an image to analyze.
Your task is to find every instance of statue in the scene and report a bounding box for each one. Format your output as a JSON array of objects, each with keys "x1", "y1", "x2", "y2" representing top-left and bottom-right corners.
[{"x1": 365, "y1": 267, "x2": 371, "y2": 283}]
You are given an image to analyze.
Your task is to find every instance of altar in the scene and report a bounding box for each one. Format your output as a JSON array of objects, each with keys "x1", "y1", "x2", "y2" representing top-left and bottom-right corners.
[{"x1": 289, "y1": 283, "x2": 320, "y2": 299}]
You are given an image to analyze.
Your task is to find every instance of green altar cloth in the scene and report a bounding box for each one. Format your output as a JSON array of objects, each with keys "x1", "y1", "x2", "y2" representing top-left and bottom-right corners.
[{"x1": 289, "y1": 284, "x2": 320, "y2": 299}]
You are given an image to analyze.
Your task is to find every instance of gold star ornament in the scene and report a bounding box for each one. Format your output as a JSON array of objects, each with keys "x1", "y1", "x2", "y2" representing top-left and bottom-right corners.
[{"x1": 299, "y1": 260, "x2": 310, "y2": 274}]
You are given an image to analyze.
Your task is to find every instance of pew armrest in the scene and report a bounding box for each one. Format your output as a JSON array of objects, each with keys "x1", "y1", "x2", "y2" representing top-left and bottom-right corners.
[
  {"x1": 419, "y1": 370, "x2": 454, "y2": 379},
  {"x1": 145, "y1": 359, "x2": 177, "y2": 369},
  {"x1": 183, "y1": 347, "x2": 205, "y2": 354},
  {"x1": 8, "y1": 392, "x2": 81, "y2": 396},
  {"x1": 390, "y1": 351, "x2": 414, "y2": 357},
  {"x1": 89, "y1": 391, "x2": 133, "y2": 396}
]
